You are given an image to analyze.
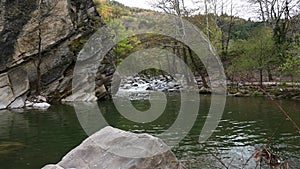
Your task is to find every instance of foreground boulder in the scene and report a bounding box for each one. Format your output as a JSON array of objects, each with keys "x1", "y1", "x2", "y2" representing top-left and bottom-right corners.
[{"x1": 42, "y1": 126, "x2": 186, "y2": 169}]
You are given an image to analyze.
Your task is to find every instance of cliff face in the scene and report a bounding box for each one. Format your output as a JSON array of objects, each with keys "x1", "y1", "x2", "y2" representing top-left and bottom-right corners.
[
  {"x1": 0, "y1": 0, "x2": 98, "y2": 71},
  {"x1": 0, "y1": 0, "x2": 113, "y2": 106}
]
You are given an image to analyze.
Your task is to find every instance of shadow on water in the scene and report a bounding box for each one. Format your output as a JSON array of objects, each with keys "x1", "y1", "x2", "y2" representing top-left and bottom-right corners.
[{"x1": 0, "y1": 94, "x2": 299, "y2": 168}]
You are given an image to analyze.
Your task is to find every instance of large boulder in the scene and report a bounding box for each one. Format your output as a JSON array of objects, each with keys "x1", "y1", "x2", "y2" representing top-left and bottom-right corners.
[{"x1": 42, "y1": 126, "x2": 186, "y2": 169}]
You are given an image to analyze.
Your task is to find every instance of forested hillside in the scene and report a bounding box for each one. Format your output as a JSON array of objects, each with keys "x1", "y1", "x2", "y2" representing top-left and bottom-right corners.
[{"x1": 95, "y1": 0, "x2": 300, "y2": 88}]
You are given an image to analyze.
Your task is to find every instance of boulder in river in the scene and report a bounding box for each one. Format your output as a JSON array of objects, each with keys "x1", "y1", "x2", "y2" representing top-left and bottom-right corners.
[
  {"x1": 33, "y1": 102, "x2": 51, "y2": 110},
  {"x1": 42, "y1": 126, "x2": 186, "y2": 169}
]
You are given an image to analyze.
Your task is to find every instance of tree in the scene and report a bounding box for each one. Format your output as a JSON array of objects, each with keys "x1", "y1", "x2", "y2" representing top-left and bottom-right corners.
[
  {"x1": 15, "y1": 0, "x2": 60, "y2": 95},
  {"x1": 150, "y1": 0, "x2": 210, "y2": 87},
  {"x1": 34, "y1": 0, "x2": 60, "y2": 94},
  {"x1": 279, "y1": 45, "x2": 300, "y2": 83},
  {"x1": 248, "y1": 0, "x2": 300, "y2": 59},
  {"x1": 149, "y1": 0, "x2": 195, "y2": 16},
  {"x1": 15, "y1": 0, "x2": 85, "y2": 95},
  {"x1": 107, "y1": 18, "x2": 141, "y2": 66},
  {"x1": 228, "y1": 26, "x2": 276, "y2": 86}
]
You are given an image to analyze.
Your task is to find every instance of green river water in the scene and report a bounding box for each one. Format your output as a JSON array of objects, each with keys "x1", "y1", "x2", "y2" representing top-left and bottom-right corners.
[{"x1": 0, "y1": 95, "x2": 299, "y2": 168}]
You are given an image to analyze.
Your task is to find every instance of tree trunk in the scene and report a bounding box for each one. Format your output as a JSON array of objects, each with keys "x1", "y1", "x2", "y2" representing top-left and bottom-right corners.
[
  {"x1": 204, "y1": 0, "x2": 210, "y2": 39},
  {"x1": 225, "y1": 0, "x2": 234, "y2": 54},
  {"x1": 267, "y1": 68, "x2": 273, "y2": 81},
  {"x1": 36, "y1": 0, "x2": 43, "y2": 95},
  {"x1": 259, "y1": 69, "x2": 263, "y2": 87},
  {"x1": 259, "y1": 0, "x2": 266, "y2": 22},
  {"x1": 172, "y1": 41, "x2": 178, "y2": 74}
]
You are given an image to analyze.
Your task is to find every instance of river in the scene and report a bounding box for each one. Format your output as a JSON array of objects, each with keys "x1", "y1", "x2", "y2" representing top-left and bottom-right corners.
[{"x1": 0, "y1": 95, "x2": 299, "y2": 168}]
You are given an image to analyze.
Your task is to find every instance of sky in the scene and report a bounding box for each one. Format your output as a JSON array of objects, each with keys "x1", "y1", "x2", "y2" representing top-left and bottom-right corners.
[
  {"x1": 115, "y1": 0, "x2": 154, "y2": 10},
  {"x1": 114, "y1": 0, "x2": 259, "y2": 20}
]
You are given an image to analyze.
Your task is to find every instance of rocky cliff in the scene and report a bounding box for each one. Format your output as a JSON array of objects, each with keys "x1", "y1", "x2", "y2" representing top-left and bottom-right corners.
[{"x1": 0, "y1": 0, "x2": 113, "y2": 108}]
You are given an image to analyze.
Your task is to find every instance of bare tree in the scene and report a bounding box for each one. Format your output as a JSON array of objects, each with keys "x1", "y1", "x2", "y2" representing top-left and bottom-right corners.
[
  {"x1": 34, "y1": 0, "x2": 60, "y2": 94},
  {"x1": 204, "y1": 0, "x2": 210, "y2": 39},
  {"x1": 15, "y1": 0, "x2": 68, "y2": 95},
  {"x1": 249, "y1": 0, "x2": 299, "y2": 44},
  {"x1": 149, "y1": 0, "x2": 197, "y2": 16}
]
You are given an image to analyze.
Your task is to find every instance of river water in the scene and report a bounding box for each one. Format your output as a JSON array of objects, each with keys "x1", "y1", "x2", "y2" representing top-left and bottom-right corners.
[{"x1": 0, "y1": 95, "x2": 299, "y2": 169}]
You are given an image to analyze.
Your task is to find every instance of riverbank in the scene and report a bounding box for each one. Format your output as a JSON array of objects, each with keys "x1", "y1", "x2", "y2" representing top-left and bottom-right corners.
[{"x1": 227, "y1": 82, "x2": 300, "y2": 100}]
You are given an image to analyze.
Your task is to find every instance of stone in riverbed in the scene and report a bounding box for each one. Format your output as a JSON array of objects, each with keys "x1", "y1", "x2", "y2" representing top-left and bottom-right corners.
[
  {"x1": 8, "y1": 95, "x2": 27, "y2": 109},
  {"x1": 42, "y1": 126, "x2": 186, "y2": 169},
  {"x1": 33, "y1": 102, "x2": 51, "y2": 109},
  {"x1": 25, "y1": 100, "x2": 34, "y2": 107}
]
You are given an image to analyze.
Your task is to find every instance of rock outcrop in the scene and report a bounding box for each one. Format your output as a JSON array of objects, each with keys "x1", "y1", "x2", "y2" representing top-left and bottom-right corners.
[
  {"x1": 0, "y1": 0, "x2": 114, "y2": 103},
  {"x1": 0, "y1": 68, "x2": 29, "y2": 109},
  {"x1": 42, "y1": 126, "x2": 186, "y2": 169}
]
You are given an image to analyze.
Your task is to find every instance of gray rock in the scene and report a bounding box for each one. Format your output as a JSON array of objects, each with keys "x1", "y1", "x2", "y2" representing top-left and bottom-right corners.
[
  {"x1": 12, "y1": 0, "x2": 73, "y2": 64},
  {"x1": 123, "y1": 84, "x2": 131, "y2": 89},
  {"x1": 42, "y1": 80, "x2": 60, "y2": 96},
  {"x1": 58, "y1": 76, "x2": 72, "y2": 93},
  {"x1": 33, "y1": 102, "x2": 51, "y2": 109},
  {"x1": 0, "y1": 86, "x2": 15, "y2": 110},
  {"x1": 42, "y1": 126, "x2": 186, "y2": 169},
  {"x1": 8, "y1": 68, "x2": 29, "y2": 98},
  {"x1": 0, "y1": 68, "x2": 30, "y2": 110},
  {"x1": 167, "y1": 82, "x2": 176, "y2": 88},
  {"x1": 0, "y1": 0, "x2": 114, "y2": 102},
  {"x1": 8, "y1": 95, "x2": 27, "y2": 109},
  {"x1": 62, "y1": 93, "x2": 98, "y2": 102},
  {"x1": 0, "y1": 73, "x2": 10, "y2": 88},
  {"x1": 95, "y1": 85, "x2": 107, "y2": 99},
  {"x1": 25, "y1": 100, "x2": 34, "y2": 107},
  {"x1": 37, "y1": 95, "x2": 47, "y2": 102},
  {"x1": 41, "y1": 165, "x2": 64, "y2": 169}
]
